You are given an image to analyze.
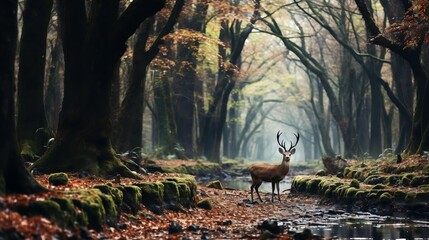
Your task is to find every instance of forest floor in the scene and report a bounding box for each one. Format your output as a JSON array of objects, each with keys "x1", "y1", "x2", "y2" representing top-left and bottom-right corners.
[{"x1": 0, "y1": 170, "x2": 330, "y2": 239}]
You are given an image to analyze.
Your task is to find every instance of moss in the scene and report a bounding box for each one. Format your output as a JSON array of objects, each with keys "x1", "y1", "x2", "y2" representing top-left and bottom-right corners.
[
  {"x1": 50, "y1": 197, "x2": 78, "y2": 227},
  {"x1": 292, "y1": 176, "x2": 309, "y2": 192},
  {"x1": 372, "y1": 184, "x2": 386, "y2": 189},
  {"x1": 400, "y1": 173, "x2": 416, "y2": 187},
  {"x1": 93, "y1": 184, "x2": 123, "y2": 207},
  {"x1": 379, "y1": 192, "x2": 393, "y2": 204},
  {"x1": 135, "y1": 182, "x2": 164, "y2": 213},
  {"x1": 345, "y1": 188, "x2": 359, "y2": 199},
  {"x1": 48, "y1": 172, "x2": 69, "y2": 186},
  {"x1": 118, "y1": 185, "x2": 142, "y2": 214},
  {"x1": 306, "y1": 179, "x2": 322, "y2": 194},
  {"x1": 386, "y1": 176, "x2": 399, "y2": 186},
  {"x1": 165, "y1": 175, "x2": 198, "y2": 205},
  {"x1": 350, "y1": 179, "x2": 360, "y2": 189},
  {"x1": 197, "y1": 199, "x2": 212, "y2": 210},
  {"x1": 98, "y1": 194, "x2": 119, "y2": 226},
  {"x1": 162, "y1": 181, "x2": 181, "y2": 210},
  {"x1": 206, "y1": 180, "x2": 223, "y2": 190},
  {"x1": 405, "y1": 192, "x2": 417, "y2": 203},
  {"x1": 355, "y1": 191, "x2": 367, "y2": 199}
]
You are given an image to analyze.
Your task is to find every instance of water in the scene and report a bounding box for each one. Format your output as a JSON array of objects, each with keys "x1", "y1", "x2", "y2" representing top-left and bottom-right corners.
[
  {"x1": 221, "y1": 176, "x2": 292, "y2": 193},
  {"x1": 208, "y1": 176, "x2": 429, "y2": 239},
  {"x1": 287, "y1": 213, "x2": 429, "y2": 239}
]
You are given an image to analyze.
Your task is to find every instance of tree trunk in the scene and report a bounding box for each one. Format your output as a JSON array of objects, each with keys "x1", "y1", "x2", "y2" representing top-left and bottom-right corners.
[
  {"x1": 0, "y1": 0, "x2": 45, "y2": 195},
  {"x1": 17, "y1": 0, "x2": 53, "y2": 160},
  {"x1": 31, "y1": 0, "x2": 164, "y2": 177},
  {"x1": 44, "y1": 37, "x2": 63, "y2": 133}
]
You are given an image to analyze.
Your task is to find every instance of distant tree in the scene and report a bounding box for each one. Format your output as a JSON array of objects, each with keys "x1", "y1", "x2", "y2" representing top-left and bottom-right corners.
[
  {"x1": 30, "y1": 0, "x2": 165, "y2": 177},
  {"x1": 0, "y1": 0, "x2": 45, "y2": 195},
  {"x1": 200, "y1": 0, "x2": 261, "y2": 162},
  {"x1": 17, "y1": 0, "x2": 53, "y2": 161}
]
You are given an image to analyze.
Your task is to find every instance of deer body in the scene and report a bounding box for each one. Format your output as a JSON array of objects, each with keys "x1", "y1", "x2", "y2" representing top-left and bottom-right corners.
[{"x1": 249, "y1": 131, "x2": 299, "y2": 203}]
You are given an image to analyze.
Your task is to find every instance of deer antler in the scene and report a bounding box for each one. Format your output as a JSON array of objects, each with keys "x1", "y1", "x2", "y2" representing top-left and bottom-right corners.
[
  {"x1": 288, "y1": 133, "x2": 300, "y2": 151},
  {"x1": 276, "y1": 131, "x2": 287, "y2": 151}
]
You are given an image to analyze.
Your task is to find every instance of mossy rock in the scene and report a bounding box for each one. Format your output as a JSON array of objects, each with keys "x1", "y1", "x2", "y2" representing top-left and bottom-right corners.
[
  {"x1": 76, "y1": 189, "x2": 118, "y2": 230},
  {"x1": 50, "y1": 197, "x2": 78, "y2": 227},
  {"x1": 372, "y1": 184, "x2": 386, "y2": 190},
  {"x1": 355, "y1": 190, "x2": 367, "y2": 199},
  {"x1": 135, "y1": 182, "x2": 164, "y2": 213},
  {"x1": 206, "y1": 180, "x2": 224, "y2": 190},
  {"x1": 118, "y1": 185, "x2": 142, "y2": 214},
  {"x1": 162, "y1": 180, "x2": 181, "y2": 210},
  {"x1": 379, "y1": 192, "x2": 393, "y2": 204},
  {"x1": 291, "y1": 176, "x2": 310, "y2": 193},
  {"x1": 93, "y1": 184, "x2": 123, "y2": 207},
  {"x1": 165, "y1": 175, "x2": 198, "y2": 207},
  {"x1": 405, "y1": 192, "x2": 417, "y2": 203},
  {"x1": 385, "y1": 176, "x2": 399, "y2": 186},
  {"x1": 48, "y1": 172, "x2": 69, "y2": 186},
  {"x1": 197, "y1": 199, "x2": 212, "y2": 210},
  {"x1": 400, "y1": 173, "x2": 416, "y2": 187},
  {"x1": 345, "y1": 188, "x2": 359, "y2": 199},
  {"x1": 306, "y1": 179, "x2": 322, "y2": 194},
  {"x1": 350, "y1": 179, "x2": 360, "y2": 189}
]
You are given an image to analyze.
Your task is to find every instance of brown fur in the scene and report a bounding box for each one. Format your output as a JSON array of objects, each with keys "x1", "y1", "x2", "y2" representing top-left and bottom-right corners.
[{"x1": 249, "y1": 159, "x2": 290, "y2": 203}]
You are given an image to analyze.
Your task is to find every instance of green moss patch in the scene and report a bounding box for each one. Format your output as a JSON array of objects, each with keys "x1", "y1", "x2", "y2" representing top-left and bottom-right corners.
[
  {"x1": 206, "y1": 180, "x2": 224, "y2": 190},
  {"x1": 48, "y1": 172, "x2": 69, "y2": 186},
  {"x1": 197, "y1": 199, "x2": 212, "y2": 210}
]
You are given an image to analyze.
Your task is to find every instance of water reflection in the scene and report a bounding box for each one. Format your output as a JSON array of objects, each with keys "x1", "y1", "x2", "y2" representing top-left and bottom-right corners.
[
  {"x1": 290, "y1": 214, "x2": 429, "y2": 239},
  {"x1": 221, "y1": 176, "x2": 292, "y2": 193}
]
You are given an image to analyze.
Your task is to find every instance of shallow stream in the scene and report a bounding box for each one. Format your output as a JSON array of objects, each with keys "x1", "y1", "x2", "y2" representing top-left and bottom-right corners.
[{"x1": 206, "y1": 176, "x2": 429, "y2": 239}]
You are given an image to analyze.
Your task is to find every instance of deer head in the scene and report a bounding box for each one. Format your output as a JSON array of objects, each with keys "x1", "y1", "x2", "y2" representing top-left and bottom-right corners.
[{"x1": 276, "y1": 131, "x2": 299, "y2": 162}]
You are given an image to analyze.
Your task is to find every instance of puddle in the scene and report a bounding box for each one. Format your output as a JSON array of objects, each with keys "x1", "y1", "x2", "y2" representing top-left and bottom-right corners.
[{"x1": 283, "y1": 211, "x2": 429, "y2": 239}]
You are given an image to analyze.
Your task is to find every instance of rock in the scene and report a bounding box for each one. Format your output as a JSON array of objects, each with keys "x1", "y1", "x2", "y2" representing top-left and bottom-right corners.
[
  {"x1": 259, "y1": 219, "x2": 282, "y2": 234},
  {"x1": 48, "y1": 172, "x2": 69, "y2": 186},
  {"x1": 322, "y1": 156, "x2": 349, "y2": 175},
  {"x1": 197, "y1": 199, "x2": 212, "y2": 210},
  {"x1": 187, "y1": 224, "x2": 200, "y2": 231},
  {"x1": 206, "y1": 180, "x2": 224, "y2": 190},
  {"x1": 350, "y1": 179, "x2": 360, "y2": 189},
  {"x1": 315, "y1": 170, "x2": 327, "y2": 176},
  {"x1": 168, "y1": 221, "x2": 183, "y2": 234}
]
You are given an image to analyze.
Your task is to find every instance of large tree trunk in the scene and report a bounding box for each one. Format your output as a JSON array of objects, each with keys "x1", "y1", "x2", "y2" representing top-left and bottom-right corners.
[
  {"x1": 115, "y1": 0, "x2": 184, "y2": 153},
  {"x1": 17, "y1": 0, "x2": 53, "y2": 160},
  {"x1": 0, "y1": 0, "x2": 45, "y2": 195},
  {"x1": 31, "y1": 0, "x2": 164, "y2": 177}
]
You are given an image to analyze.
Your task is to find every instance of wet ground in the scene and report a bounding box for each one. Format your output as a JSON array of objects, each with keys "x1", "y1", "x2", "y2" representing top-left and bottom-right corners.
[{"x1": 200, "y1": 176, "x2": 429, "y2": 239}]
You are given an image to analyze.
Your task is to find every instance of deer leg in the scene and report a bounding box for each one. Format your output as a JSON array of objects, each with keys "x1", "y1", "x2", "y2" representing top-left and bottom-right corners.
[
  {"x1": 250, "y1": 182, "x2": 255, "y2": 202},
  {"x1": 271, "y1": 182, "x2": 275, "y2": 202},
  {"x1": 276, "y1": 182, "x2": 281, "y2": 202},
  {"x1": 255, "y1": 182, "x2": 263, "y2": 202}
]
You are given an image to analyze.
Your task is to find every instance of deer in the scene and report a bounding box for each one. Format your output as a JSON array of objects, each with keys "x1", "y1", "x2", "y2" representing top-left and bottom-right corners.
[{"x1": 248, "y1": 131, "x2": 299, "y2": 203}]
